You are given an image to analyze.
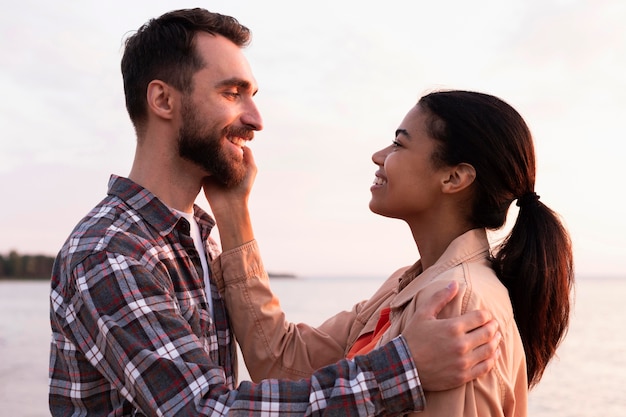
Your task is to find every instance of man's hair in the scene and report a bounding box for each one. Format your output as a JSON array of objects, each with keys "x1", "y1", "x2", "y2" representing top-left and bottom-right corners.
[{"x1": 121, "y1": 8, "x2": 251, "y2": 129}]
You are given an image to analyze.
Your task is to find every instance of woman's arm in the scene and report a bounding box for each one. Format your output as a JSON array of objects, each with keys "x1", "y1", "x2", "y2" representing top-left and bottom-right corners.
[{"x1": 211, "y1": 240, "x2": 358, "y2": 380}]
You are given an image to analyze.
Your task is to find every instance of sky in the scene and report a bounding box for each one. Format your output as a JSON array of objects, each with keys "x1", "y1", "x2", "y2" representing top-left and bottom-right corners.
[{"x1": 1, "y1": 0, "x2": 624, "y2": 278}]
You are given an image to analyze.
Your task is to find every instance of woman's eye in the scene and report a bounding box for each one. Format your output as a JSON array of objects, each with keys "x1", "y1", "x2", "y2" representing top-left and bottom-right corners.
[{"x1": 392, "y1": 140, "x2": 401, "y2": 148}]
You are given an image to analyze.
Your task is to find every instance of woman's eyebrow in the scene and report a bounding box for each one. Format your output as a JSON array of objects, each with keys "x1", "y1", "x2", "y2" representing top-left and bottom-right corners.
[{"x1": 395, "y1": 128, "x2": 410, "y2": 139}]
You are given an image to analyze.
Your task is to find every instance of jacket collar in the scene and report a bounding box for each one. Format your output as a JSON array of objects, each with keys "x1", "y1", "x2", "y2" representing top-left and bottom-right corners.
[{"x1": 391, "y1": 229, "x2": 491, "y2": 309}]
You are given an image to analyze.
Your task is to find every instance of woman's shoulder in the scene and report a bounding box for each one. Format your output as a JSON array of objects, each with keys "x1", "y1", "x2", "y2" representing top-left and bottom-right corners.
[{"x1": 427, "y1": 262, "x2": 514, "y2": 322}]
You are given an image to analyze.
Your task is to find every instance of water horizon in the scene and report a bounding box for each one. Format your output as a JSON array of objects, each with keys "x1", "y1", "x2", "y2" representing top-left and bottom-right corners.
[{"x1": 1, "y1": 275, "x2": 624, "y2": 416}]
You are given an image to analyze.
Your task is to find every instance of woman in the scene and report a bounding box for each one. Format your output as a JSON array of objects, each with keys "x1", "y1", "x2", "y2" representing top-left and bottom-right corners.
[{"x1": 206, "y1": 90, "x2": 574, "y2": 416}]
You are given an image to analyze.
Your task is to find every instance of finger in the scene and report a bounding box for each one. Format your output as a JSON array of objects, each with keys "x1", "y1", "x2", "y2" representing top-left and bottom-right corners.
[
  {"x1": 241, "y1": 147, "x2": 258, "y2": 181},
  {"x1": 458, "y1": 317, "x2": 499, "y2": 353},
  {"x1": 467, "y1": 332, "x2": 502, "y2": 380},
  {"x1": 454, "y1": 309, "x2": 495, "y2": 334},
  {"x1": 467, "y1": 355, "x2": 496, "y2": 381},
  {"x1": 472, "y1": 326, "x2": 501, "y2": 358},
  {"x1": 415, "y1": 281, "x2": 459, "y2": 320},
  {"x1": 242, "y1": 146, "x2": 256, "y2": 166}
]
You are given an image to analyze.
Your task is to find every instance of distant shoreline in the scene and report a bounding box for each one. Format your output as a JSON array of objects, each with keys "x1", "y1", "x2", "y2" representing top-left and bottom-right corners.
[
  {"x1": 1, "y1": 272, "x2": 298, "y2": 281},
  {"x1": 1, "y1": 252, "x2": 298, "y2": 280},
  {"x1": 268, "y1": 272, "x2": 297, "y2": 279},
  {"x1": 0, "y1": 276, "x2": 49, "y2": 281}
]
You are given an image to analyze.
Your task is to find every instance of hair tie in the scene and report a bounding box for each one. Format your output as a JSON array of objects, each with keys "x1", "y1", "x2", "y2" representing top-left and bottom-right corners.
[{"x1": 516, "y1": 192, "x2": 540, "y2": 207}]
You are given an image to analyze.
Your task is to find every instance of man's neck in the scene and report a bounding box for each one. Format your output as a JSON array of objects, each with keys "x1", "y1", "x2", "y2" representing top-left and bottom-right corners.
[{"x1": 129, "y1": 145, "x2": 204, "y2": 213}]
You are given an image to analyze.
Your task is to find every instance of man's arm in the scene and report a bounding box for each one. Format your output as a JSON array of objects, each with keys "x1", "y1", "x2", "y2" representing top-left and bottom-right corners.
[
  {"x1": 233, "y1": 337, "x2": 424, "y2": 416},
  {"x1": 56, "y1": 252, "x2": 424, "y2": 416}
]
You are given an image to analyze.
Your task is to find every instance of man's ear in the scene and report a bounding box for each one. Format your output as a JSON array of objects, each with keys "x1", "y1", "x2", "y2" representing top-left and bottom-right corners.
[
  {"x1": 442, "y1": 163, "x2": 476, "y2": 194},
  {"x1": 146, "y1": 80, "x2": 176, "y2": 120}
]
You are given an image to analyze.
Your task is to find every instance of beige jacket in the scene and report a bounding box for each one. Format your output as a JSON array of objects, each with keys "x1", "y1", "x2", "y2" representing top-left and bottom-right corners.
[{"x1": 211, "y1": 229, "x2": 528, "y2": 416}]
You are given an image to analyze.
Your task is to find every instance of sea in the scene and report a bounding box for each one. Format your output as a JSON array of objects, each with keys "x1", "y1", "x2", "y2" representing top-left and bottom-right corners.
[{"x1": 1, "y1": 275, "x2": 624, "y2": 416}]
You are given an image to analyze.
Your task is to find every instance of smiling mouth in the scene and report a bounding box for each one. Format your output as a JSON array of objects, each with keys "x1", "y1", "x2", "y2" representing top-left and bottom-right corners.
[
  {"x1": 373, "y1": 177, "x2": 387, "y2": 186},
  {"x1": 227, "y1": 136, "x2": 250, "y2": 147}
]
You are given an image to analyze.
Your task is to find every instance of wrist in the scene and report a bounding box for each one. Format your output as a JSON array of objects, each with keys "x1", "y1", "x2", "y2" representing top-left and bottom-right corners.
[{"x1": 213, "y1": 205, "x2": 254, "y2": 251}]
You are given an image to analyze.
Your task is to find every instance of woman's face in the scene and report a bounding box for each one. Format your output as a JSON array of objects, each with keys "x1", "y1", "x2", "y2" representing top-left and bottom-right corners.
[{"x1": 369, "y1": 104, "x2": 449, "y2": 221}]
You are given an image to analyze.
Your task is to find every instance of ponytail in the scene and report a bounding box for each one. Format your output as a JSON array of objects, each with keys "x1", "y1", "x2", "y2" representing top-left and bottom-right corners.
[
  {"x1": 493, "y1": 199, "x2": 574, "y2": 387},
  {"x1": 419, "y1": 90, "x2": 574, "y2": 387}
]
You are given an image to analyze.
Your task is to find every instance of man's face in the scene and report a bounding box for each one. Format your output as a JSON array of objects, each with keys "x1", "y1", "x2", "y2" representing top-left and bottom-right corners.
[
  {"x1": 177, "y1": 32, "x2": 263, "y2": 187},
  {"x1": 178, "y1": 95, "x2": 253, "y2": 187}
]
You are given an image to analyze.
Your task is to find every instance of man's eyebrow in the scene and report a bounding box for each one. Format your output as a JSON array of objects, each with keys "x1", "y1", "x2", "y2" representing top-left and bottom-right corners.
[
  {"x1": 395, "y1": 128, "x2": 410, "y2": 139},
  {"x1": 215, "y1": 78, "x2": 258, "y2": 95}
]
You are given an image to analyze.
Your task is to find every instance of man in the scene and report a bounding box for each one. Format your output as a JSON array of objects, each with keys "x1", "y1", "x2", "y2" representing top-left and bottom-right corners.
[{"x1": 49, "y1": 8, "x2": 499, "y2": 416}]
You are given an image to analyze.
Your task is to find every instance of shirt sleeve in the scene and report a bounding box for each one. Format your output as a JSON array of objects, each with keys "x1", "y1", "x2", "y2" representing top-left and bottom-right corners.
[
  {"x1": 232, "y1": 337, "x2": 424, "y2": 416},
  {"x1": 60, "y1": 250, "x2": 424, "y2": 416},
  {"x1": 211, "y1": 239, "x2": 366, "y2": 381}
]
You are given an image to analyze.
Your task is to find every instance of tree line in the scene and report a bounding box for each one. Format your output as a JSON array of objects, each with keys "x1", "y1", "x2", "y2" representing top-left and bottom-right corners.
[{"x1": 0, "y1": 251, "x2": 55, "y2": 280}]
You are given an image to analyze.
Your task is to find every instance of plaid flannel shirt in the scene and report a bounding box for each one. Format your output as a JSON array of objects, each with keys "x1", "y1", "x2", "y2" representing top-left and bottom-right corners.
[{"x1": 49, "y1": 175, "x2": 424, "y2": 416}]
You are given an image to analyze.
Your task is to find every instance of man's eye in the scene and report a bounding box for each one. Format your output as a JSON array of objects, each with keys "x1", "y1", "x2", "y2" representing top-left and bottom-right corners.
[{"x1": 392, "y1": 140, "x2": 401, "y2": 148}]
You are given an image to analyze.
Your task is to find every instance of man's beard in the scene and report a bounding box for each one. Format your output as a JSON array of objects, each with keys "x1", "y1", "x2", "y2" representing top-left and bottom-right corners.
[{"x1": 177, "y1": 99, "x2": 248, "y2": 187}]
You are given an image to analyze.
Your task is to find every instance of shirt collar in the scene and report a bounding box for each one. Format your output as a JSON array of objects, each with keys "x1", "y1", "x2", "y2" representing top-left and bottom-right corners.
[{"x1": 106, "y1": 174, "x2": 215, "y2": 237}]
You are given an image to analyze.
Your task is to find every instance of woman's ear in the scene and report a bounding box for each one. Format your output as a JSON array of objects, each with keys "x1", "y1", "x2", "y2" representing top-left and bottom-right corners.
[
  {"x1": 146, "y1": 80, "x2": 176, "y2": 120},
  {"x1": 442, "y1": 163, "x2": 476, "y2": 194}
]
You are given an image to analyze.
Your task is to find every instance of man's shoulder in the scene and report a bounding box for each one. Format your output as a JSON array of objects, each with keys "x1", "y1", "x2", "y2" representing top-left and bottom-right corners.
[{"x1": 57, "y1": 194, "x2": 154, "y2": 268}]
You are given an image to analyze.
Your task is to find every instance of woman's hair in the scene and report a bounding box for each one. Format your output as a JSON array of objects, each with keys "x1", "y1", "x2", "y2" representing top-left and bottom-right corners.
[
  {"x1": 121, "y1": 8, "x2": 251, "y2": 130},
  {"x1": 418, "y1": 90, "x2": 574, "y2": 388}
]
